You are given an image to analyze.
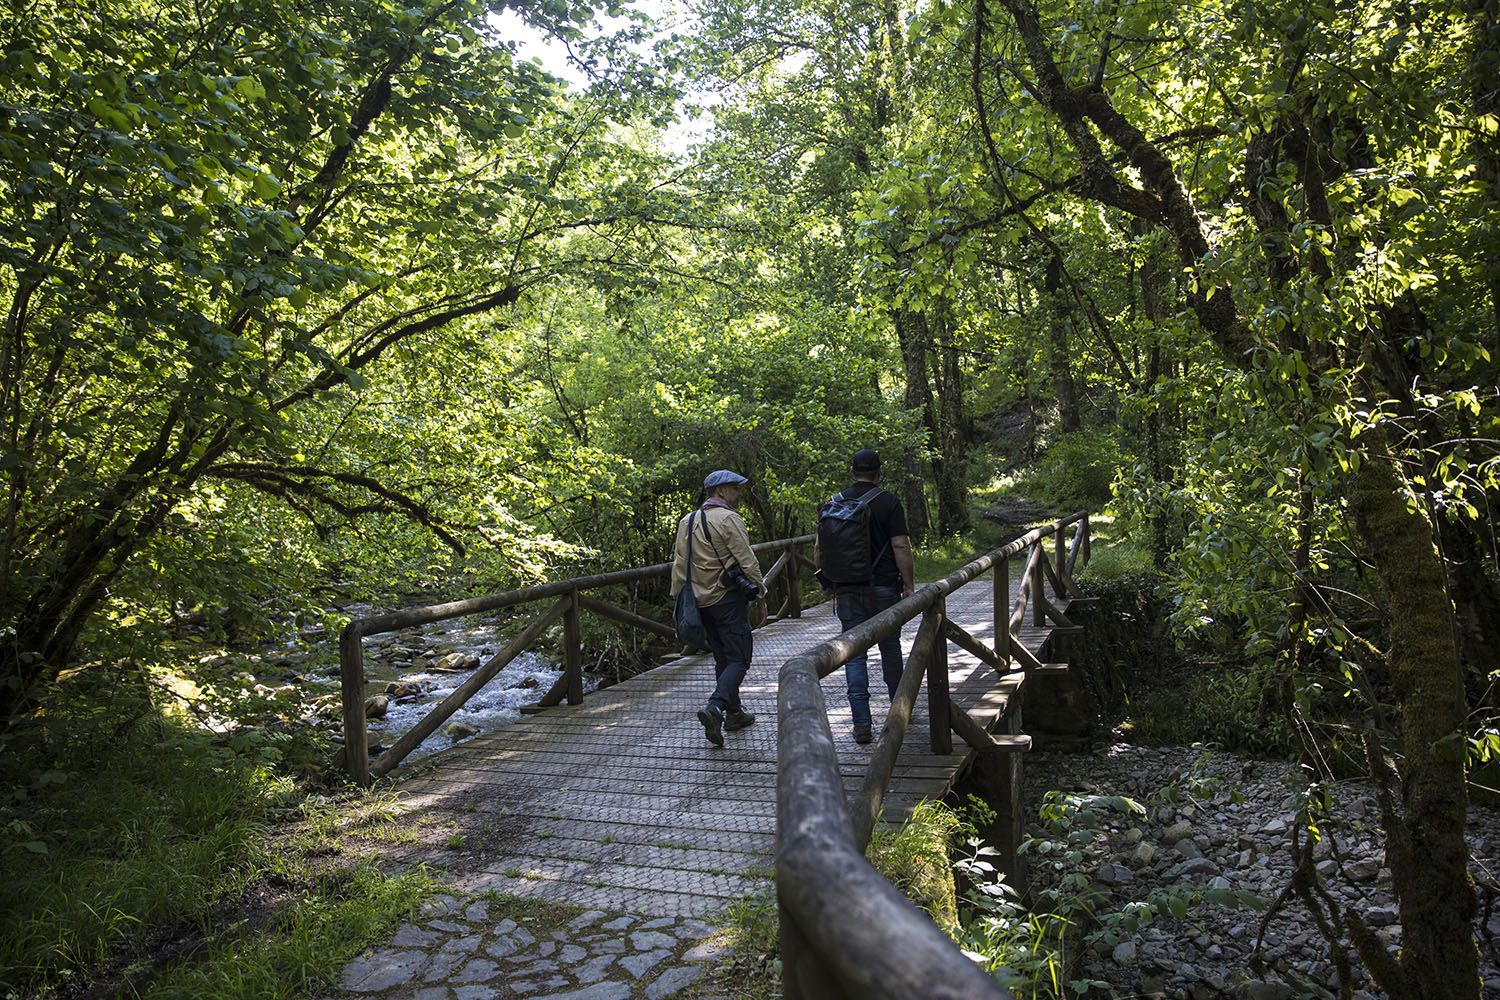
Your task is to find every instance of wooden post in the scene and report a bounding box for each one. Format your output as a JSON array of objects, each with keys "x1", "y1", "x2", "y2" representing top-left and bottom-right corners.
[
  {"x1": 339, "y1": 625, "x2": 370, "y2": 786},
  {"x1": 1054, "y1": 526, "x2": 1068, "y2": 598},
  {"x1": 1031, "y1": 542, "x2": 1045, "y2": 627},
  {"x1": 780, "y1": 905, "x2": 852, "y2": 1000},
  {"x1": 994, "y1": 556, "x2": 1010, "y2": 669},
  {"x1": 786, "y1": 544, "x2": 802, "y2": 618},
  {"x1": 927, "y1": 596, "x2": 951, "y2": 755},
  {"x1": 564, "y1": 589, "x2": 584, "y2": 705}
]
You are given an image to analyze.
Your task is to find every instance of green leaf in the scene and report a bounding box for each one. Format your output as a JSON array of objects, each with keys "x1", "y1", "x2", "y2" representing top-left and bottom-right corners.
[{"x1": 252, "y1": 172, "x2": 280, "y2": 200}]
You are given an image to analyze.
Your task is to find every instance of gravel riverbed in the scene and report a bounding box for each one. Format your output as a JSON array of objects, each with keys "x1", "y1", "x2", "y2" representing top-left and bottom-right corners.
[{"x1": 1021, "y1": 744, "x2": 1500, "y2": 998}]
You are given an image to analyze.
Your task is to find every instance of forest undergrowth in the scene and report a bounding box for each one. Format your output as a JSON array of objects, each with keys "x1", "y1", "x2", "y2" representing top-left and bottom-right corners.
[{"x1": 0, "y1": 676, "x2": 432, "y2": 999}]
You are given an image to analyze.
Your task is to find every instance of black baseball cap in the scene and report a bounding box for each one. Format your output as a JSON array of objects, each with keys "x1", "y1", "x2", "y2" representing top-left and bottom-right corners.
[{"x1": 851, "y1": 449, "x2": 881, "y2": 473}]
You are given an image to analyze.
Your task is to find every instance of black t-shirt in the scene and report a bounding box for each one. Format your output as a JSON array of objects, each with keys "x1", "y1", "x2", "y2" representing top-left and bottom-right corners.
[{"x1": 837, "y1": 481, "x2": 909, "y2": 588}]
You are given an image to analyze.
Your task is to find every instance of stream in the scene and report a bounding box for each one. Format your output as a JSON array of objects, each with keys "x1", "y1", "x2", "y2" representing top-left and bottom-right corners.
[{"x1": 272, "y1": 606, "x2": 601, "y2": 766}]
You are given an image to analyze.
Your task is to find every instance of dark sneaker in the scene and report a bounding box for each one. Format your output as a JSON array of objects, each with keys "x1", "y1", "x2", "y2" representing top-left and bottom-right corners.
[
  {"x1": 853, "y1": 724, "x2": 873, "y2": 744},
  {"x1": 725, "y1": 711, "x2": 757, "y2": 732},
  {"x1": 698, "y1": 705, "x2": 725, "y2": 747}
]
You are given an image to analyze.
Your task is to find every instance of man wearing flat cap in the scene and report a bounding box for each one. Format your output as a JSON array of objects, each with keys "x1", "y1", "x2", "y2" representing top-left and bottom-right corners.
[{"x1": 671, "y1": 469, "x2": 767, "y2": 747}]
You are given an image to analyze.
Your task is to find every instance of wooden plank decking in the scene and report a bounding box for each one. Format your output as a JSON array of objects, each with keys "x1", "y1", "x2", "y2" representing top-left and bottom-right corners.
[{"x1": 377, "y1": 560, "x2": 1054, "y2": 917}]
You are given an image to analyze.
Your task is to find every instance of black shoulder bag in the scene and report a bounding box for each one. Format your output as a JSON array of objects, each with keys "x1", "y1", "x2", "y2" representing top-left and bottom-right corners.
[{"x1": 673, "y1": 510, "x2": 708, "y2": 648}]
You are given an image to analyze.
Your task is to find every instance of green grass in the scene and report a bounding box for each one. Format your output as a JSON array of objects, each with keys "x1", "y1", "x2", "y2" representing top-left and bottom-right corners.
[
  {"x1": 139, "y1": 862, "x2": 432, "y2": 999},
  {"x1": 913, "y1": 519, "x2": 1010, "y2": 582},
  {"x1": 0, "y1": 680, "x2": 434, "y2": 998},
  {"x1": 867, "y1": 801, "x2": 962, "y2": 931},
  {"x1": 0, "y1": 708, "x2": 274, "y2": 994},
  {"x1": 995, "y1": 427, "x2": 1126, "y2": 513},
  {"x1": 709, "y1": 800, "x2": 968, "y2": 1000},
  {"x1": 1073, "y1": 515, "x2": 1156, "y2": 582},
  {"x1": 710, "y1": 891, "x2": 779, "y2": 1000}
]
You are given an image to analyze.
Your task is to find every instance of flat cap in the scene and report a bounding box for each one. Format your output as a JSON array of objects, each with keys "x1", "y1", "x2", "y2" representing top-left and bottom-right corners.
[{"x1": 703, "y1": 469, "x2": 749, "y2": 489}]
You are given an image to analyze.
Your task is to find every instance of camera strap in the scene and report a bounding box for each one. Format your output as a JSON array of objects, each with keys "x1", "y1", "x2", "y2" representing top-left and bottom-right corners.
[{"x1": 697, "y1": 508, "x2": 736, "y2": 577}]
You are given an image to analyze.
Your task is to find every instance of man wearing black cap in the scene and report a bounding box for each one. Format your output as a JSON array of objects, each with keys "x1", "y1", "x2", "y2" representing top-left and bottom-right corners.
[
  {"x1": 671, "y1": 469, "x2": 768, "y2": 747},
  {"x1": 814, "y1": 449, "x2": 915, "y2": 743}
]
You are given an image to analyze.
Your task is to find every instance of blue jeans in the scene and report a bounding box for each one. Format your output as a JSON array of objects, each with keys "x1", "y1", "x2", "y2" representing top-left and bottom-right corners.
[
  {"x1": 835, "y1": 585, "x2": 904, "y2": 727},
  {"x1": 700, "y1": 591, "x2": 752, "y2": 714}
]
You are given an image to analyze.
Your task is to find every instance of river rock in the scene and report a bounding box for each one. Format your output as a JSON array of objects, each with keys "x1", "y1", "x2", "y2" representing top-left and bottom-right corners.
[
  {"x1": 1165, "y1": 856, "x2": 1219, "y2": 878},
  {"x1": 433, "y1": 652, "x2": 481, "y2": 672},
  {"x1": 1163, "y1": 820, "x2": 1194, "y2": 843},
  {"x1": 446, "y1": 721, "x2": 480, "y2": 739},
  {"x1": 364, "y1": 694, "x2": 390, "y2": 719}
]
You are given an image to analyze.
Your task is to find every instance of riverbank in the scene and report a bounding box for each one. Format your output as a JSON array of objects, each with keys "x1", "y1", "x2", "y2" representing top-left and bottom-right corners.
[{"x1": 1019, "y1": 743, "x2": 1500, "y2": 997}]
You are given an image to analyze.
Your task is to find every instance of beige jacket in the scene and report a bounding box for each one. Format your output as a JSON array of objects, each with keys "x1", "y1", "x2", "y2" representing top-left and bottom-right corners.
[{"x1": 670, "y1": 505, "x2": 764, "y2": 608}]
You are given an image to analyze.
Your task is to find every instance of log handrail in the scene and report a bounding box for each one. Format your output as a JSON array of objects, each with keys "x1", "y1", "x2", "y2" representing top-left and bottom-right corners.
[
  {"x1": 341, "y1": 532, "x2": 816, "y2": 784},
  {"x1": 777, "y1": 511, "x2": 1089, "y2": 1000}
]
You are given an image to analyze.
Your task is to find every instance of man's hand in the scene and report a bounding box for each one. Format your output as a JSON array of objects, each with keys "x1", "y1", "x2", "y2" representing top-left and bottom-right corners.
[
  {"x1": 752, "y1": 599, "x2": 768, "y2": 628},
  {"x1": 901, "y1": 583, "x2": 915, "y2": 599}
]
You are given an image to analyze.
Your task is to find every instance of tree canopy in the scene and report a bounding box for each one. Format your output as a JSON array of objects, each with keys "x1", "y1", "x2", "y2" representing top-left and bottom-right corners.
[{"x1": 3, "y1": 0, "x2": 1498, "y2": 995}]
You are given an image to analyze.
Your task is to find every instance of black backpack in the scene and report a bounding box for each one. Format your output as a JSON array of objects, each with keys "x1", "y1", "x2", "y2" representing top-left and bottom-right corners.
[{"x1": 818, "y1": 489, "x2": 888, "y2": 585}]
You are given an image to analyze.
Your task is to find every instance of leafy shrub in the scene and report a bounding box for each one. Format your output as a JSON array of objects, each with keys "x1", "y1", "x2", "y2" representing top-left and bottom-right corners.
[
  {"x1": 1122, "y1": 667, "x2": 1294, "y2": 758},
  {"x1": 1009, "y1": 429, "x2": 1129, "y2": 513},
  {"x1": 1079, "y1": 537, "x2": 1156, "y2": 583},
  {"x1": 955, "y1": 790, "x2": 1262, "y2": 997}
]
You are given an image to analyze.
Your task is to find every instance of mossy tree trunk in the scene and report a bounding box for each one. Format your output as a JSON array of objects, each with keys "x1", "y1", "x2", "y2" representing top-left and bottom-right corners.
[{"x1": 1348, "y1": 432, "x2": 1479, "y2": 999}]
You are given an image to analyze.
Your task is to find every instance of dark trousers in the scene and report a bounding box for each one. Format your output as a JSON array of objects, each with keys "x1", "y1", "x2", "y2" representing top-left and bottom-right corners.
[
  {"x1": 835, "y1": 585, "x2": 905, "y2": 727},
  {"x1": 700, "y1": 591, "x2": 752, "y2": 714}
]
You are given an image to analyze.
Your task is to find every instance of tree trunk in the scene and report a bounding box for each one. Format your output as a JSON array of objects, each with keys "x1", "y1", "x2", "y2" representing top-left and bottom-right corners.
[
  {"x1": 1137, "y1": 237, "x2": 1172, "y2": 568},
  {"x1": 934, "y1": 328, "x2": 970, "y2": 535},
  {"x1": 1348, "y1": 432, "x2": 1479, "y2": 999},
  {"x1": 895, "y1": 308, "x2": 932, "y2": 544},
  {"x1": 1044, "y1": 251, "x2": 1081, "y2": 433}
]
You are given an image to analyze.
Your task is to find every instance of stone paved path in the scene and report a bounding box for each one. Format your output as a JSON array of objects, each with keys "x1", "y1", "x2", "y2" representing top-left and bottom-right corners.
[{"x1": 334, "y1": 893, "x2": 736, "y2": 1000}]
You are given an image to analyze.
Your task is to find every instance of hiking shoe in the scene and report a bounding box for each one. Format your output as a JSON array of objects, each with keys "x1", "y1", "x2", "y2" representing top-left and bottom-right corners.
[
  {"x1": 725, "y1": 710, "x2": 757, "y2": 732},
  {"x1": 698, "y1": 705, "x2": 725, "y2": 747},
  {"x1": 853, "y1": 724, "x2": 873, "y2": 744}
]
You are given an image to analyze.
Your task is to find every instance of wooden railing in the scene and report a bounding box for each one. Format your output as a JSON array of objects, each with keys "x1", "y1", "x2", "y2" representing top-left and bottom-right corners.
[
  {"x1": 776, "y1": 512, "x2": 1090, "y2": 1000},
  {"x1": 339, "y1": 533, "x2": 816, "y2": 785}
]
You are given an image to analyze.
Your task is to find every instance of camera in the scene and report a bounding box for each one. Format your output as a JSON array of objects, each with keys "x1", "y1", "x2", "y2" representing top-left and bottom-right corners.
[{"x1": 721, "y1": 564, "x2": 761, "y2": 600}]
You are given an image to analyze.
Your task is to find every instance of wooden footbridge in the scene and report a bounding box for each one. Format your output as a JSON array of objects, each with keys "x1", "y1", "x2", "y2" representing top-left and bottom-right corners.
[{"x1": 339, "y1": 514, "x2": 1094, "y2": 999}]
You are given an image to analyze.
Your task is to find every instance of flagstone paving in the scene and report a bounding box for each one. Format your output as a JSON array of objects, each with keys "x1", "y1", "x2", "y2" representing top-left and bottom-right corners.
[{"x1": 334, "y1": 893, "x2": 735, "y2": 1000}]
